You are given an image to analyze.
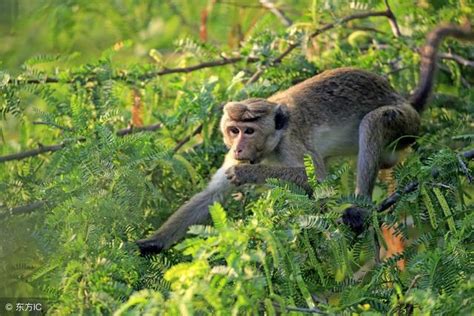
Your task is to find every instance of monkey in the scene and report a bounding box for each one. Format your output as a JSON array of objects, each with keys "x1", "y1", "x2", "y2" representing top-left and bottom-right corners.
[{"x1": 136, "y1": 24, "x2": 474, "y2": 255}]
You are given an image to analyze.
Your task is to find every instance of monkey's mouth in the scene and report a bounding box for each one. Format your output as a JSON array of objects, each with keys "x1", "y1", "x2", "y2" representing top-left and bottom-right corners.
[{"x1": 236, "y1": 159, "x2": 256, "y2": 165}]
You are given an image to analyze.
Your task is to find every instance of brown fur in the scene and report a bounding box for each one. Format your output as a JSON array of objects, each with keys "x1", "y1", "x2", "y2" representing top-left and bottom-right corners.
[{"x1": 137, "y1": 24, "x2": 473, "y2": 254}]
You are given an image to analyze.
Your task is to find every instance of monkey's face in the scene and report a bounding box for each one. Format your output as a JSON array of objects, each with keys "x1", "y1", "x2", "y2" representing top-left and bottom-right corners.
[
  {"x1": 224, "y1": 122, "x2": 264, "y2": 163},
  {"x1": 220, "y1": 99, "x2": 289, "y2": 164}
]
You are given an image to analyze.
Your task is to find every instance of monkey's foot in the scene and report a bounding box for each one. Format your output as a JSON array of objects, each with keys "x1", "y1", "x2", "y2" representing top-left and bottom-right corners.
[
  {"x1": 342, "y1": 206, "x2": 369, "y2": 234},
  {"x1": 136, "y1": 237, "x2": 166, "y2": 255}
]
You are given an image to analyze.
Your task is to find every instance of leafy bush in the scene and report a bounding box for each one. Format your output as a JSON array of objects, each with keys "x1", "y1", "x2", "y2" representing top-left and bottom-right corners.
[{"x1": 0, "y1": 0, "x2": 472, "y2": 314}]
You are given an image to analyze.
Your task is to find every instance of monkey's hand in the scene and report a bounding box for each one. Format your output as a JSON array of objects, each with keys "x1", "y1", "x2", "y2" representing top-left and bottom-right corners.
[
  {"x1": 136, "y1": 235, "x2": 168, "y2": 255},
  {"x1": 225, "y1": 164, "x2": 261, "y2": 186},
  {"x1": 342, "y1": 206, "x2": 369, "y2": 234}
]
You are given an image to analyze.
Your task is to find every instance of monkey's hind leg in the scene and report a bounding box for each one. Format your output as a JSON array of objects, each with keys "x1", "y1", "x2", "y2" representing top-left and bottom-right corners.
[{"x1": 343, "y1": 104, "x2": 420, "y2": 232}]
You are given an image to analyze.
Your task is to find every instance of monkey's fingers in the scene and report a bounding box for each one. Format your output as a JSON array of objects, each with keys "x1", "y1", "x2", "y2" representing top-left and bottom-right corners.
[
  {"x1": 225, "y1": 166, "x2": 242, "y2": 186},
  {"x1": 136, "y1": 237, "x2": 166, "y2": 256},
  {"x1": 342, "y1": 206, "x2": 369, "y2": 234}
]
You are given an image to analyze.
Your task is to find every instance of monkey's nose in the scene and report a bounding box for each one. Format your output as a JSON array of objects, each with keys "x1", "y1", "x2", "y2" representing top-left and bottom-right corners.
[{"x1": 234, "y1": 149, "x2": 244, "y2": 159}]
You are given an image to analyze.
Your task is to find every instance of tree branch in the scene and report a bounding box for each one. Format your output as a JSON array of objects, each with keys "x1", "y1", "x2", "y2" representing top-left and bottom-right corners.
[
  {"x1": 115, "y1": 123, "x2": 162, "y2": 136},
  {"x1": 0, "y1": 143, "x2": 66, "y2": 163},
  {"x1": 138, "y1": 57, "x2": 258, "y2": 79},
  {"x1": 0, "y1": 123, "x2": 162, "y2": 163},
  {"x1": 0, "y1": 201, "x2": 46, "y2": 219},
  {"x1": 377, "y1": 182, "x2": 419, "y2": 212},
  {"x1": 7, "y1": 57, "x2": 259, "y2": 85}
]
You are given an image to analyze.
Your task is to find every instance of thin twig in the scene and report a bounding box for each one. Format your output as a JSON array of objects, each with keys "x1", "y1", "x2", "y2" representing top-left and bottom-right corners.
[
  {"x1": 260, "y1": 0, "x2": 292, "y2": 26},
  {"x1": 171, "y1": 103, "x2": 224, "y2": 154},
  {"x1": 172, "y1": 124, "x2": 204, "y2": 154},
  {"x1": 383, "y1": 0, "x2": 401, "y2": 37},
  {"x1": 406, "y1": 275, "x2": 421, "y2": 294},
  {"x1": 439, "y1": 52, "x2": 474, "y2": 67},
  {"x1": 373, "y1": 227, "x2": 381, "y2": 264},
  {"x1": 246, "y1": 68, "x2": 264, "y2": 85}
]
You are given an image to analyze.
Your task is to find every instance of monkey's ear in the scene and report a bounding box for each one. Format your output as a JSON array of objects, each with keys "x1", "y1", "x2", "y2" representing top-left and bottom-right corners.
[{"x1": 274, "y1": 105, "x2": 289, "y2": 130}]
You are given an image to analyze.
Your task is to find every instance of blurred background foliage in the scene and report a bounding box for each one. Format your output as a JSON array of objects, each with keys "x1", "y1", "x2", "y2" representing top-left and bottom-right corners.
[{"x1": 0, "y1": 0, "x2": 473, "y2": 314}]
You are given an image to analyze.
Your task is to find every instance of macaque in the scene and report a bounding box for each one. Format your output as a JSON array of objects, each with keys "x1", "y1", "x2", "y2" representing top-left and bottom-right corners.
[{"x1": 137, "y1": 24, "x2": 473, "y2": 254}]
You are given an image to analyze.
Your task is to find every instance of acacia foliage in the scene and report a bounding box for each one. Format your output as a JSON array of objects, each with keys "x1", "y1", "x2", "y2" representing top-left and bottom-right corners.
[{"x1": 0, "y1": 1, "x2": 473, "y2": 315}]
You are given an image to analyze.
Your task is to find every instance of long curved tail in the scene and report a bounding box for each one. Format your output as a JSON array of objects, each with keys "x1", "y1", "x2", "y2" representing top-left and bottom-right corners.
[{"x1": 410, "y1": 24, "x2": 474, "y2": 113}]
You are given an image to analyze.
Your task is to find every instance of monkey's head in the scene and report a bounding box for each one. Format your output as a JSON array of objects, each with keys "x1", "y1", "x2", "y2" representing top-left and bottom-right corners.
[{"x1": 220, "y1": 98, "x2": 289, "y2": 164}]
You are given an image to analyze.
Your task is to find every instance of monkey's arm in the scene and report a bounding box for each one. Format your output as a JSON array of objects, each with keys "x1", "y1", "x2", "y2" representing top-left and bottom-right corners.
[
  {"x1": 137, "y1": 166, "x2": 232, "y2": 255},
  {"x1": 225, "y1": 164, "x2": 313, "y2": 192}
]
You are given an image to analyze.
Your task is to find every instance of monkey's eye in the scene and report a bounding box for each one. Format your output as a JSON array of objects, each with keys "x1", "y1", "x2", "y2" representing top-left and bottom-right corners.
[
  {"x1": 229, "y1": 127, "x2": 239, "y2": 135},
  {"x1": 244, "y1": 128, "x2": 255, "y2": 135}
]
